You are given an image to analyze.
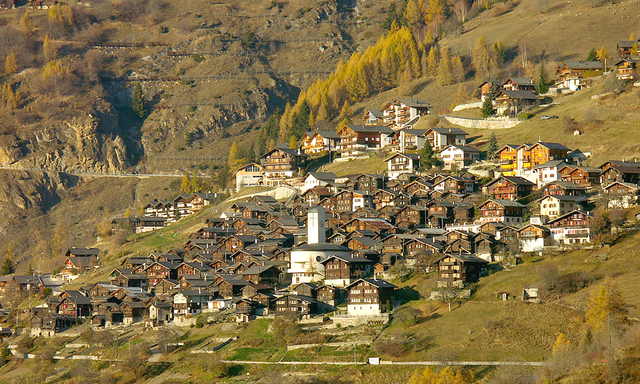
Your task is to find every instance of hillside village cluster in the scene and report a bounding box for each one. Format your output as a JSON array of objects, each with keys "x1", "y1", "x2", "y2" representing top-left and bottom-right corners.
[{"x1": 1, "y1": 39, "x2": 640, "y2": 338}]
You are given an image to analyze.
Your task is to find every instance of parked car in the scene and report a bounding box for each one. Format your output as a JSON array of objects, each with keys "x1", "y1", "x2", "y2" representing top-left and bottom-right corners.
[{"x1": 540, "y1": 115, "x2": 558, "y2": 120}]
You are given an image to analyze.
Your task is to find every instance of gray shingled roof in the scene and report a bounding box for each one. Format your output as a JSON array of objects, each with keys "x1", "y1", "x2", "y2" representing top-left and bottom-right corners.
[
  {"x1": 564, "y1": 61, "x2": 604, "y2": 70},
  {"x1": 430, "y1": 127, "x2": 468, "y2": 135}
]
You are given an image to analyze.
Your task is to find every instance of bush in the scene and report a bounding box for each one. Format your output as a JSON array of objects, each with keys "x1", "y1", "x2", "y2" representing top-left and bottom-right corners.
[
  {"x1": 518, "y1": 112, "x2": 534, "y2": 120},
  {"x1": 373, "y1": 339, "x2": 407, "y2": 357},
  {"x1": 192, "y1": 54, "x2": 205, "y2": 63},
  {"x1": 158, "y1": 26, "x2": 168, "y2": 33}
]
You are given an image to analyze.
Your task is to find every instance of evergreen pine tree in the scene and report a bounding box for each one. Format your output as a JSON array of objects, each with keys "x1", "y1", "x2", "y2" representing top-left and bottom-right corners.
[
  {"x1": 27, "y1": 263, "x2": 33, "y2": 276},
  {"x1": 419, "y1": 141, "x2": 439, "y2": 170},
  {"x1": 536, "y1": 65, "x2": 549, "y2": 95},
  {"x1": 131, "y1": 83, "x2": 146, "y2": 119},
  {"x1": 1, "y1": 257, "x2": 15, "y2": 276},
  {"x1": 487, "y1": 132, "x2": 498, "y2": 160},
  {"x1": 586, "y1": 48, "x2": 598, "y2": 61},
  {"x1": 481, "y1": 92, "x2": 496, "y2": 118},
  {"x1": 216, "y1": 165, "x2": 230, "y2": 190}
]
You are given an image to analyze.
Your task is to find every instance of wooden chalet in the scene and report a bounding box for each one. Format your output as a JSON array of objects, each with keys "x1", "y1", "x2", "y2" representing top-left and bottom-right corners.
[
  {"x1": 395, "y1": 205, "x2": 429, "y2": 227},
  {"x1": 600, "y1": 161, "x2": 640, "y2": 185},
  {"x1": 517, "y1": 224, "x2": 551, "y2": 252},
  {"x1": 497, "y1": 144, "x2": 519, "y2": 176},
  {"x1": 478, "y1": 199, "x2": 525, "y2": 225},
  {"x1": 559, "y1": 165, "x2": 601, "y2": 187},
  {"x1": 336, "y1": 125, "x2": 393, "y2": 158},
  {"x1": 382, "y1": 98, "x2": 431, "y2": 128},
  {"x1": 543, "y1": 181, "x2": 586, "y2": 197},
  {"x1": 346, "y1": 278, "x2": 396, "y2": 317},
  {"x1": 617, "y1": 39, "x2": 640, "y2": 58},
  {"x1": 614, "y1": 58, "x2": 639, "y2": 80},
  {"x1": 548, "y1": 210, "x2": 592, "y2": 245},
  {"x1": 385, "y1": 153, "x2": 420, "y2": 179},
  {"x1": 320, "y1": 255, "x2": 374, "y2": 287},
  {"x1": 494, "y1": 89, "x2": 539, "y2": 115},
  {"x1": 483, "y1": 176, "x2": 535, "y2": 201},
  {"x1": 603, "y1": 181, "x2": 640, "y2": 209},
  {"x1": 555, "y1": 61, "x2": 604, "y2": 91},
  {"x1": 301, "y1": 131, "x2": 341, "y2": 154},
  {"x1": 275, "y1": 295, "x2": 317, "y2": 316},
  {"x1": 502, "y1": 77, "x2": 535, "y2": 92},
  {"x1": 260, "y1": 145, "x2": 307, "y2": 185},
  {"x1": 424, "y1": 127, "x2": 468, "y2": 150},
  {"x1": 435, "y1": 253, "x2": 488, "y2": 288},
  {"x1": 241, "y1": 265, "x2": 282, "y2": 285}
]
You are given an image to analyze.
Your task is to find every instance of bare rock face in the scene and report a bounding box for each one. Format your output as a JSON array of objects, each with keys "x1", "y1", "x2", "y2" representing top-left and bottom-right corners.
[
  {"x1": 2, "y1": 111, "x2": 129, "y2": 174},
  {"x1": 0, "y1": 171, "x2": 71, "y2": 211}
]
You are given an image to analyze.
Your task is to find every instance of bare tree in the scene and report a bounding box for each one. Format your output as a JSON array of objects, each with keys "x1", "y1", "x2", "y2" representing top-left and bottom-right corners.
[
  {"x1": 440, "y1": 285, "x2": 463, "y2": 311},
  {"x1": 394, "y1": 306, "x2": 422, "y2": 326},
  {"x1": 453, "y1": 0, "x2": 469, "y2": 23}
]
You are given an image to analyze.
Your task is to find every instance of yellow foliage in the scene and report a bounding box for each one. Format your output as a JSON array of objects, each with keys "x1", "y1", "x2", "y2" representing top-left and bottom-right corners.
[
  {"x1": 472, "y1": 35, "x2": 489, "y2": 79},
  {"x1": 293, "y1": 26, "x2": 421, "y2": 122},
  {"x1": 437, "y1": 48, "x2": 453, "y2": 86},
  {"x1": 0, "y1": 83, "x2": 20, "y2": 110},
  {"x1": 585, "y1": 282, "x2": 627, "y2": 331},
  {"x1": 406, "y1": 0, "x2": 423, "y2": 26},
  {"x1": 4, "y1": 52, "x2": 17, "y2": 75},
  {"x1": 552, "y1": 333, "x2": 571, "y2": 357},
  {"x1": 452, "y1": 55, "x2": 464, "y2": 83},
  {"x1": 43, "y1": 35, "x2": 57, "y2": 62},
  {"x1": 180, "y1": 174, "x2": 192, "y2": 194},
  {"x1": 407, "y1": 366, "x2": 471, "y2": 384},
  {"x1": 49, "y1": 3, "x2": 75, "y2": 26},
  {"x1": 426, "y1": 46, "x2": 438, "y2": 76},
  {"x1": 19, "y1": 11, "x2": 35, "y2": 36},
  {"x1": 596, "y1": 46, "x2": 608, "y2": 62},
  {"x1": 42, "y1": 60, "x2": 69, "y2": 79}
]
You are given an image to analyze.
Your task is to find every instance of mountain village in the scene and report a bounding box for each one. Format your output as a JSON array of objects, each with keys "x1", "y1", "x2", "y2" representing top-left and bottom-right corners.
[{"x1": 0, "y1": 37, "x2": 637, "y2": 341}]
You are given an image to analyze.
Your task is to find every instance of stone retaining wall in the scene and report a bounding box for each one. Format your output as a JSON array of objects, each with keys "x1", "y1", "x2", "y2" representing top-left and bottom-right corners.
[
  {"x1": 441, "y1": 115, "x2": 522, "y2": 129},
  {"x1": 452, "y1": 102, "x2": 483, "y2": 111}
]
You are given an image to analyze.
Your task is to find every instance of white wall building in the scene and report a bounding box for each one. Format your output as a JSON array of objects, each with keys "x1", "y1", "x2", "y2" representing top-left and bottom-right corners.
[{"x1": 288, "y1": 206, "x2": 351, "y2": 285}]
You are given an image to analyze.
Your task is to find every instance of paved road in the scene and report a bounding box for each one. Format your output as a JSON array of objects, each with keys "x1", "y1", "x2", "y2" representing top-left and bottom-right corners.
[{"x1": 0, "y1": 165, "x2": 211, "y2": 179}]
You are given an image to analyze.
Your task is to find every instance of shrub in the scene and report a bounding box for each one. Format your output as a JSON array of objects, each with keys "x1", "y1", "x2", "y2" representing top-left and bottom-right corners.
[
  {"x1": 518, "y1": 112, "x2": 534, "y2": 120},
  {"x1": 192, "y1": 54, "x2": 205, "y2": 63},
  {"x1": 373, "y1": 339, "x2": 407, "y2": 357}
]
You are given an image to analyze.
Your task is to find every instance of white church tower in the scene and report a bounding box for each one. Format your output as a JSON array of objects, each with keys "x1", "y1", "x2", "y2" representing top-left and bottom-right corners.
[
  {"x1": 287, "y1": 205, "x2": 350, "y2": 285},
  {"x1": 307, "y1": 205, "x2": 325, "y2": 244}
]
